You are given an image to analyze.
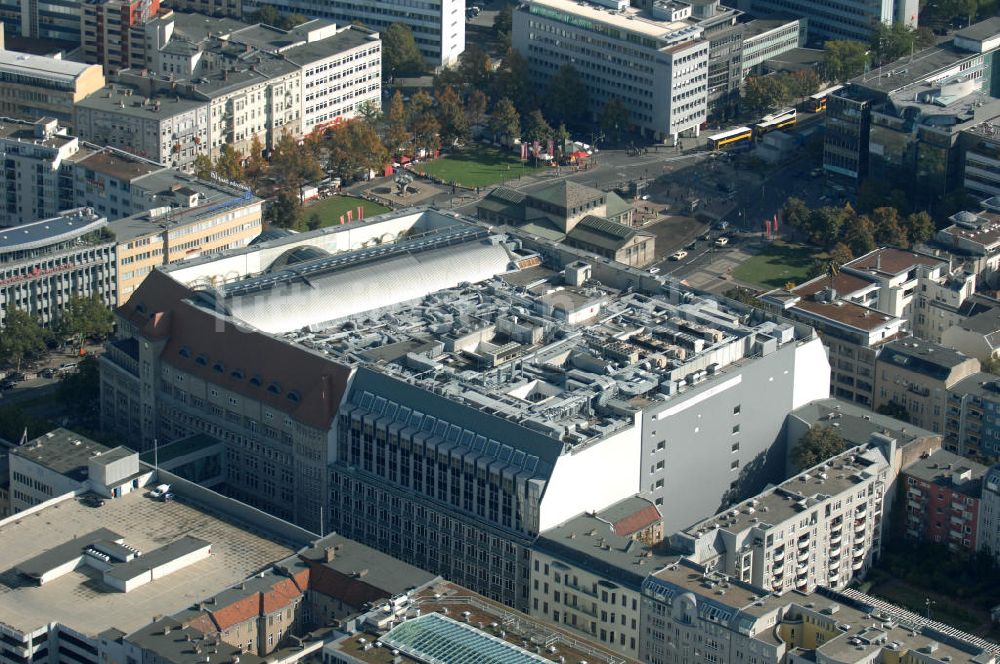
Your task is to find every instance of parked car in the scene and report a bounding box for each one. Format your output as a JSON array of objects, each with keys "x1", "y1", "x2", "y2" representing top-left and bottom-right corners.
[
  {"x1": 149, "y1": 483, "x2": 171, "y2": 500},
  {"x1": 670, "y1": 250, "x2": 688, "y2": 261},
  {"x1": 40, "y1": 368, "x2": 55, "y2": 379},
  {"x1": 58, "y1": 362, "x2": 77, "y2": 372},
  {"x1": 715, "y1": 237, "x2": 729, "y2": 247},
  {"x1": 81, "y1": 494, "x2": 105, "y2": 508},
  {"x1": 0, "y1": 379, "x2": 15, "y2": 391},
  {"x1": 6, "y1": 372, "x2": 25, "y2": 382}
]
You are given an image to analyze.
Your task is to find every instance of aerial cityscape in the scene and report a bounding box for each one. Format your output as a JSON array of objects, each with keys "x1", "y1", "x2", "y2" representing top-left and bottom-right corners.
[{"x1": 1, "y1": 0, "x2": 1000, "y2": 662}]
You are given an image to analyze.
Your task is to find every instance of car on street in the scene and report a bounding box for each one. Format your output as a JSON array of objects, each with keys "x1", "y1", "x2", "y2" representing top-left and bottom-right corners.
[
  {"x1": 6, "y1": 372, "x2": 25, "y2": 382},
  {"x1": 715, "y1": 237, "x2": 729, "y2": 247},
  {"x1": 40, "y1": 368, "x2": 55, "y2": 379},
  {"x1": 670, "y1": 251, "x2": 688, "y2": 261},
  {"x1": 58, "y1": 362, "x2": 77, "y2": 372},
  {"x1": 648, "y1": 266, "x2": 661, "y2": 274},
  {"x1": 0, "y1": 379, "x2": 15, "y2": 391}
]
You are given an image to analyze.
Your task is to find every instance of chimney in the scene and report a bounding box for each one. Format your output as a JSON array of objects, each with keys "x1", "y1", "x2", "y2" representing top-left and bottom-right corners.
[
  {"x1": 324, "y1": 546, "x2": 336, "y2": 563},
  {"x1": 876, "y1": 251, "x2": 882, "y2": 271}
]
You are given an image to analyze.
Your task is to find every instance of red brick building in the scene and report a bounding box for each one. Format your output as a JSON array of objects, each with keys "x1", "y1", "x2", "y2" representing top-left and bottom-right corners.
[{"x1": 903, "y1": 449, "x2": 987, "y2": 552}]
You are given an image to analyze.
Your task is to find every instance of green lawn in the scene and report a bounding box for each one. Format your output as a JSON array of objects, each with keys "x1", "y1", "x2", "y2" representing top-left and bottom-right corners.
[
  {"x1": 732, "y1": 241, "x2": 822, "y2": 290},
  {"x1": 414, "y1": 145, "x2": 548, "y2": 188},
  {"x1": 305, "y1": 196, "x2": 390, "y2": 227}
]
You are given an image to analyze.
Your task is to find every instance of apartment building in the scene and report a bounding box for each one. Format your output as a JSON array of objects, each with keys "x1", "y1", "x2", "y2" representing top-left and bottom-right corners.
[
  {"x1": 82, "y1": 0, "x2": 163, "y2": 74},
  {"x1": 76, "y1": 21, "x2": 381, "y2": 168},
  {"x1": 513, "y1": 0, "x2": 709, "y2": 143},
  {"x1": 0, "y1": 208, "x2": 116, "y2": 328},
  {"x1": 979, "y1": 464, "x2": 1000, "y2": 562},
  {"x1": 238, "y1": 0, "x2": 464, "y2": 67},
  {"x1": 824, "y1": 21, "x2": 1000, "y2": 182},
  {"x1": 962, "y1": 120, "x2": 1000, "y2": 200},
  {"x1": 529, "y1": 496, "x2": 671, "y2": 658},
  {"x1": 0, "y1": 118, "x2": 84, "y2": 227},
  {"x1": 0, "y1": 50, "x2": 105, "y2": 131},
  {"x1": 102, "y1": 207, "x2": 829, "y2": 609},
  {"x1": 903, "y1": 448, "x2": 987, "y2": 552},
  {"x1": 642, "y1": 562, "x2": 998, "y2": 664},
  {"x1": 875, "y1": 338, "x2": 981, "y2": 433}
]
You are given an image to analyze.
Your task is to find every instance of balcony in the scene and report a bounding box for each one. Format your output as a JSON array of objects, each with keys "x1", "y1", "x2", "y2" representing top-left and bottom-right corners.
[
  {"x1": 852, "y1": 558, "x2": 865, "y2": 571},
  {"x1": 829, "y1": 533, "x2": 842, "y2": 546},
  {"x1": 797, "y1": 538, "x2": 810, "y2": 551},
  {"x1": 773, "y1": 549, "x2": 785, "y2": 562}
]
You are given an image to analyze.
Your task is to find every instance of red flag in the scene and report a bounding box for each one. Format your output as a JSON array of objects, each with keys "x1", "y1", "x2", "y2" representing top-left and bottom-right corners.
[
  {"x1": 339, "y1": 215, "x2": 345, "y2": 225},
  {"x1": 358, "y1": 206, "x2": 364, "y2": 220},
  {"x1": 346, "y1": 210, "x2": 353, "y2": 222},
  {"x1": 547, "y1": 138, "x2": 554, "y2": 156},
  {"x1": 520, "y1": 143, "x2": 528, "y2": 160},
  {"x1": 773, "y1": 213, "x2": 779, "y2": 232}
]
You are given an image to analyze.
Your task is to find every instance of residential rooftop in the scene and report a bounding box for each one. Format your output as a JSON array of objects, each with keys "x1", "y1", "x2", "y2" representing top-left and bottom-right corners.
[
  {"x1": 789, "y1": 398, "x2": 939, "y2": 448},
  {"x1": 75, "y1": 85, "x2": 207, "y2": 120},
  {"x1": 845, "y1": 247, "x2": 946, "y2": 277},
  {"x1": 879, "y1": 338, "x2": 978, "y2": 379},
  {"x1": 0, "y1": 485, "x2": 299, "y2": 636},
  {"x1": 71, "y1": 147, "x2": 165, "y2": 182},
  {"x1": 903, "y1": 448, "x2": 988, "y2": 496}
]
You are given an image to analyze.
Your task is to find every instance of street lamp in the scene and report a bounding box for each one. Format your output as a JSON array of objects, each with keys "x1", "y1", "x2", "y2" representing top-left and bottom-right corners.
[{"x1": 925, "y1": 599, "x2": 936, "y2": 620}]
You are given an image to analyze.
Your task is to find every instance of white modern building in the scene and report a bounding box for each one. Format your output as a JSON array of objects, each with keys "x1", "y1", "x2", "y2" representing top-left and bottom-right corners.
[
  {"x1": 239, "y1": 0, "x2": 464, "y2": 67},
  {"x1": 512, "y1": 0, "x2": 709, "y2": 143},
  {"x1": 734, "y1": 0, "x2": 916, "y2": 43}
]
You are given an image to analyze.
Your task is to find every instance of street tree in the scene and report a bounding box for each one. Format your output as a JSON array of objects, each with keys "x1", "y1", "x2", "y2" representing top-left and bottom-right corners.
[
  {"x1": 324, "y1": 119, "x2": 390, "y2": 181},
  {"x1": 245, "y1": 135, "x2": 268, "y2": 189},
  {"x1": 0, "y1": 309, "x2": 47, "y2": 371},
  {"x1": 458, "y1": 45, "x2": 492, "y2": 91},
  {"x1": 843, "y1": 213, "x2": 877, "y2": 255},
  {"x1": 271, "y1": 131, "x2": 323, "y2": 190},
  {"x1": 782, "y1": 197, "x2": 811, "y2": 231},
  {"x1": 193, "y1": 154, "x2": 214, "y2": 180},
  {"x1": 492, "y1": 48, "x2": 533, "y2": 114},
  {"x1": 546, "y1": 64, "x2": 588, "y2": 127},
  {"x1": 266, "y1": 190, "x2": 303, "y2": 229},
  {"x1": 742, "y1": 75, "x2": 788, "y2": 114},
  {"x1": 58, "y1": 295, "x2": 113, "y2": 352},
  {"x1": 600, "y1": 98, "x2": 629, "y2": 141},
  {"x1": 410, "y1": 112, "x2": 441, "y2": 153},
  {"x1": 384, "y1": 90, "x2": 412, "y2": 156},
  {"x1": 824, "y1": 40, "x2": 869, "y2": 81},
  {"x1": 494, "y1": 3, "x2": 513, "y2": 49},
  {"x1": 407, "y1": 90, "x2": 435, "y2": 125},
  {"x1": 871, "y1": 23, "x2": 918, "y2": 65},
  {"x1": 307, "y1": 213, "x2": 322, "y2": 231},
  {"x1": 381, "y1": 23, "x2": 424, "y2": 79},
  {"x1": 436, "y1": 85, "x2": 470, "y2": 146},
  {"x1": 787, "y1": 69, "x2": 821, "y2": 100},
  {"x1": 215, "y1": 144, "x2": 244, "y2": 182},
  {"x1": 792, "y1": 425, "x2": 847, "y2": 471},
  {"x1": 489, "y1": 97, "x2": 521, "y2": 146}
]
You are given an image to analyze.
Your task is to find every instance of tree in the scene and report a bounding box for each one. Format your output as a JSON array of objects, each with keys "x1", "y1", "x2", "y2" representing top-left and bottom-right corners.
[
  {"x1": 324, "y1": 119, "x2": 390, "y2": 181},
  {"x1": 407, "y1": 90, "x2": 435, "y2": 124},
  {"x1": 271, "y1": 131, "x2": 322, "y2": 190},
  {"x1": 743, "y1": 75, "x2": 788, "y2": 113},
  {"x1": 0, "y1": 309, "x2": 47, "y2": 371},
  {"x1": 872, "y1": 206, "x2": 909, "y2": 246},
  {"x1": 787, "y1": 69, "x2": 821, "y2": 100},
  {"x1": 782, "y1": 197, "x2": 811, "y2": 231},
  {"x1": 871, "y1": 23, "x2": 919, "y2": 65},
  {"x1": 193, "y1": 154, "x2": 214, "y2": 180},
  {"x1": 792, "y1": 425, "x2": 847, "y2": 471},
  {"x1": 915, "y1": 26, "x2": 937, "y2": 48},
  {"x1": 381, "y1": 23, "x2": 425, "y2": 79},
  {"x1": 458, "y1": 45, "x2": 493, "y2": 91},
  {"x1": 843, "y1": 213, "x2": 877, "y2": 255},
  {"x1": 492, "y1": 48, "x2": 534, "y2": 114},
  {"x1": 215, "y1": 144, "x2": 244, "y2": 182},
  {"x1": 489, "y1": 97, "x2": 520, "y2": 146},
  {"x1": 830, "y1": 242, "x2": 854, "y2": 266},
  {"x1": 357, "y1": 100, "x2": 383, "y2": 128},
  {"x1": 522, "y1": 109, "x2": 552, "y2": 144},
  {"x1": 307, "y1": 213, "x2": 322, "y2": 231},
  {"x1": 384, "y1": 90, "x2": 412, "y2": 156},
  {"x1": 809, "y1": 206, "x2": 849, "y2": 248},
  {"x1": 877, "y1": 401, "x2": 911, "y2": 422},
  {"x1": 600, "y1": 98, "x2": 629, "y2": 141},
  {"x1": 57, "y1": 356, "x2": 100, "y2": 425},
  {"x1": 245, "y1": 135, "x2": 268, "y2": 189},
  {"x1": 436, "y1": 85, "x2": 470, "y2": 146},
  {"x1": 546, "y1": 64, "x2": 588, "y2": 127},
  {"x1": 266, "y1": 190, "x2": 303, "y2": 229},
  {"x1": 58, "y1": 295, "x2": 113, "y2": 352},
  {"x1": 465, "y1": 89, "x2": 489, "y2": 130},
  {"x1": 410, "y1": 112, "x2": 441, "y2": 153},
  {"x1": 494, "y1": 3, "x2": 513, "y2": 49},
  {"x1": 824, "y1": 40, "x2": 869, "y2": 82},
  {"x1": 905, "y1": 211, "x2": 935, "y2": 245}
]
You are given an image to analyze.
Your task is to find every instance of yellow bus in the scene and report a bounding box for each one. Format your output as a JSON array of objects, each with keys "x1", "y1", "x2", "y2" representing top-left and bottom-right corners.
[
  {"x1": 754, "y1": 108, "x2": 796, "y2": 137},
  {"x1": 707, "y1": 126, "x2": 753, "y2": 150}
]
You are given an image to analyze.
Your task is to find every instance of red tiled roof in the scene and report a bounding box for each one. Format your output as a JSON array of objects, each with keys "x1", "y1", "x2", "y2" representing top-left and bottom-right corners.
[
  {"x1": 183, "y1": 612, "x2": 218, "y2": 635},
  {"x1": 291, "y1": 567, "x2": 310, "y2": 593},
  {"x1": 261, "y1": 577, "x2": 303, "y2": 615},
  {"x1": 611, "y1": 504, "x2": 661, "y2": 537},
  {"x1": 304, "y1": 560, "x2": 389, "y2": 609},
  {"x1": 210, "y1": 593, "x2": 260, "y2": 631},
  {"x1": 119, "y1": 270, "x2": 353, "y2": 430}
]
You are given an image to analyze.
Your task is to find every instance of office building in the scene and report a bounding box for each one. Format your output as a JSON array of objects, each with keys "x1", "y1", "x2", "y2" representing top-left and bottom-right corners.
[
  {"x1": 8, "y1": 428, "x2": 138, "y2": 511},
  {"x1": 824, "y1": 21, "x2": 1000, "y2": 181},
  {"x1": 962, "y1": 120, "x2": 1000, "y2": 200},
  {"x1": 529, "y1": 496, "x2": 673, "y2": 658},
  {"x1": 76, "y1": 20, "x2": 381, "y2": 168},
  {"x1": 101, "y1": 206, "x2": 829, "y2": 608},
  {"x1": 641, "y1": 561, "x2": 999, "y2": 664},
  {"x1": 0, "y1": 208, "x2": 116, "y2": 328},
  {"x1": 238, "y1": 0, "x2": 464, "y2": 67},
  {"x1": 733, "y1": 0, "x2": 914, "y2": 44},
  {"x1": 82, "y1": 0, "x2": 163, "y2": 74},
  {"x1": 513, "y1": 0, "x2": 709, "y2": 143},
  {"x1": 902, "y1": 448, "x2": 987, "y2": 552},
  {"x1": 874, "y1": 338, "x2": 981, "y2": 434},
  {"x1": 0, "y1": 50, "x2": 105, "y2": 130},
  {"x1": 740, "y1": 17, "x2": 804, "y2": 76}
]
